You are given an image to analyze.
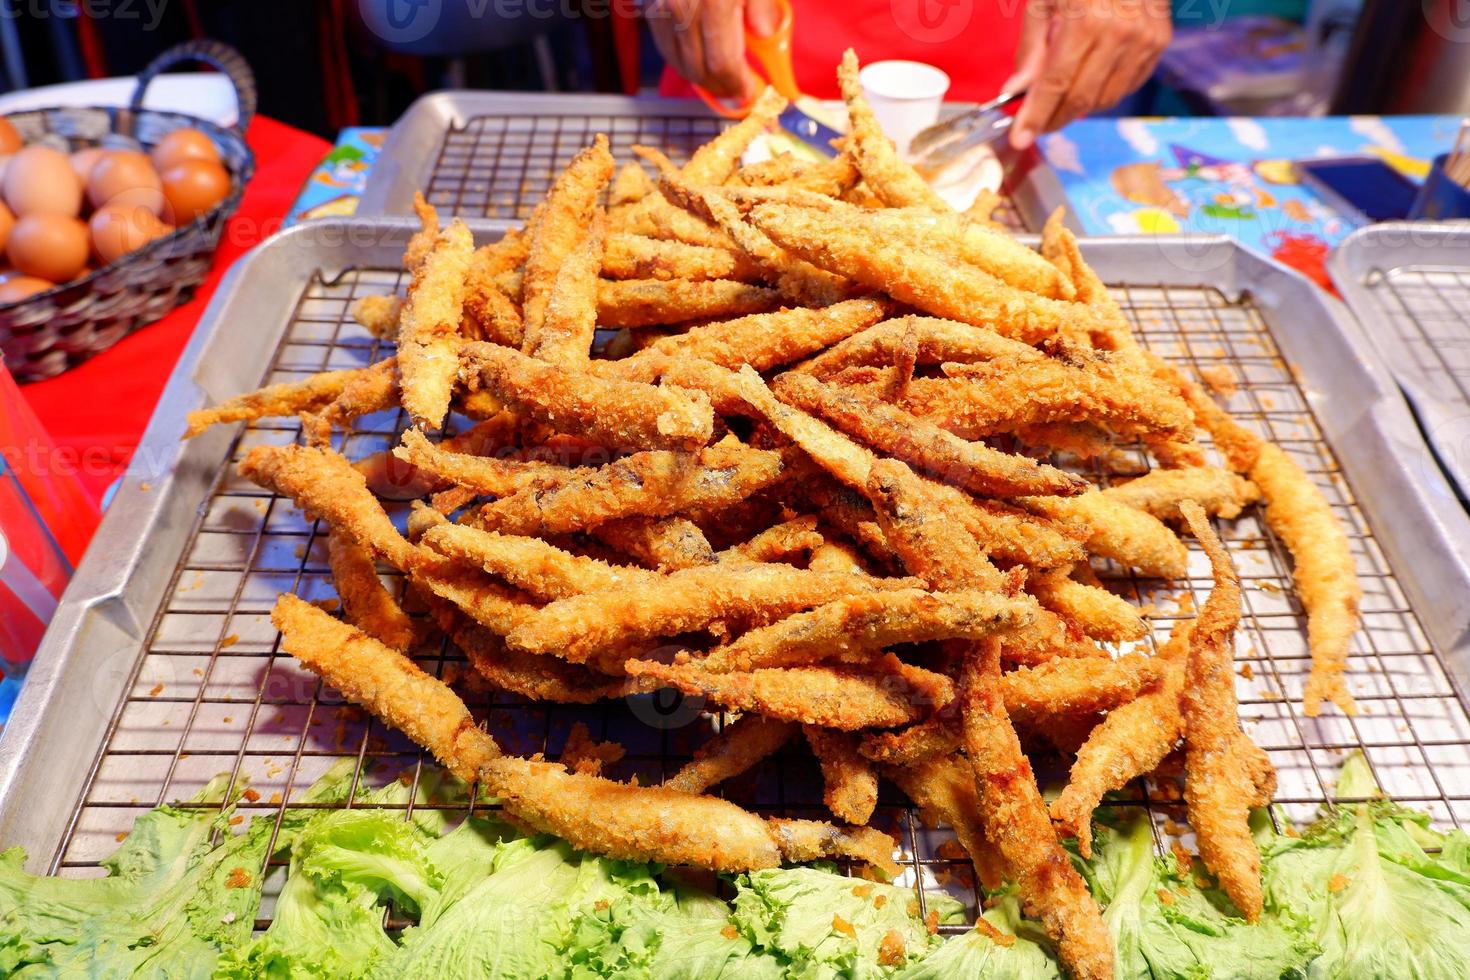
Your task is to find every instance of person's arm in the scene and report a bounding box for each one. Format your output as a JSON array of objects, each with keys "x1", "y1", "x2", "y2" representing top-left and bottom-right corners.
[
  {"x1": 1008, "y1": 0, "x2": 1173, "y2": 149},
  {"x1": 643, "y1": 0, "x2": 782, "y2": 99}
]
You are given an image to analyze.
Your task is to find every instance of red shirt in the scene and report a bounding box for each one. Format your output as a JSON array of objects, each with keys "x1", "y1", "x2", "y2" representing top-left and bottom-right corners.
[{"x1": 659, "y1": 0, "x2": 1027, "y2": 103}]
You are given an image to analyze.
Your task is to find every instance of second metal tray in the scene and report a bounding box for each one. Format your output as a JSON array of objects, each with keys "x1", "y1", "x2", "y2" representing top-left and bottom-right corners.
[
  {"x1": 1330, "y1": 221, "x2": 1470, "y2": 502},
  {"x1": 354, "y1": 90, "x2": 1072, "y2": 231}
]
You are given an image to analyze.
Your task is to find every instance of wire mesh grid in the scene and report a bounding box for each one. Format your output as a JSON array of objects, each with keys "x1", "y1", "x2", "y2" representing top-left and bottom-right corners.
[
  {"x1": 420, "y1": 111, "x2": 1027, "y2": 229},
  {"x1": 46, "y1": 269, "x2": 1470, "y2": 937},
  {"x1": 1357, "y1": 264, "x2": 1470, "y2": 417}
]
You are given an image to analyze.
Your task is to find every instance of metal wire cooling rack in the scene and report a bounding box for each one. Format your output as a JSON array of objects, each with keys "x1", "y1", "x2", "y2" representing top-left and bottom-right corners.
[
  {"x1": 47, "y1": 271, "x2": 1470, "y2": 936},
  {"x1": 416, "y1": 110, "x2": 1027, "y2": 230},
  {"x1": 1355, "y1": 265, "x2": 1470, "y2": 417}
]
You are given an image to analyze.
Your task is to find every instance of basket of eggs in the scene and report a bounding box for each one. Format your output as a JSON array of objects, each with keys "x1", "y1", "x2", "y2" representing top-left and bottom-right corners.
[{"x1": 0, "y1": 40, "x2": 256, "y2": 382}]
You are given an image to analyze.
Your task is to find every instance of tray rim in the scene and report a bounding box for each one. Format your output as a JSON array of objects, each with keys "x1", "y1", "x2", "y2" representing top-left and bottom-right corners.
[{"x1": 3, "y1": 219, "x2": 1468, "y2": 866}]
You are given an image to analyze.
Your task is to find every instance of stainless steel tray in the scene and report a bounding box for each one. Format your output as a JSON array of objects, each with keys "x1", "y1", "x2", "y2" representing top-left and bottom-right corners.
[
  {"x1": 355, "y1": 90, "x2": 1072, "y2": 232},
  {"x1": 4, "y1": 222, "x2": 1469, "y2": 934},
  {"x1": 1330, "y1": 221, "x2": 1470, "y2": 501}
]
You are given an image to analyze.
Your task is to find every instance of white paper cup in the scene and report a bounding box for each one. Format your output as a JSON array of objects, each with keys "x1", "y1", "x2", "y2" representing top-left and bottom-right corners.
[{"x1": 857, "y1": 60, "x2": 951, "y2": 158}]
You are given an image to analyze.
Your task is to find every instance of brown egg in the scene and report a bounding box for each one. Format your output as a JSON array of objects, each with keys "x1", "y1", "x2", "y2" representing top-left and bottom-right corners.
[
  {"x1": 89, "y1": 203, "x2": 171, "y2": 264},
  {"x1": 0, "y1": 118, "x2": 19, "y2": 156},
  {"x1": 0, "y1": 275, "x2": 55, "y2": 304},
  {"x1": 150, "y1": 128, "x2": 220, "y2": 171},
  {"x1": 7, "y1": 213, "x2": 90, "y2": 282},
  {"x1": 3, "y1": 145, "x2": 82, "y2": 217},
  {"x1": 70, "y1": 147, "x2": 106, "y2": 185},
  {"x1": 160, "y1": 159, "x2": 230, "y2": 224},
  {"x1": 0, "y1": 201, "x2": 13, "y2": 252},
  {"x1": 87, "y1": 150, "x2": 164, "y2": 214}
]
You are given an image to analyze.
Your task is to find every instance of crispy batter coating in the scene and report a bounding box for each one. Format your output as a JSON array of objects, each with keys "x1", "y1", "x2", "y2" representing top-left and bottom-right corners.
[
  {"x1": 773, "y1": 372, "x2": 1088, "y2": 497},
  {"x1": 904, "y1": 356, "x2": 1192, "y2": 441},
  {"x1": 271, "y1": 594, "x2": 499, "y2": 783},
  {"x1": 591, "y1": 516, "x2": 715, "y2": 570},
  {"x1": 807, "y1": 537, "x2": 870, "y2": 575},
  {"x1": 304, "y1": 356, "x2": 402, "y2": 445},
  {"x1": 803, "y1": 726, "x2": 879, "y2": 824},
  {"x1": 399, "y1": 219, "x2": 473, "y2": 430},
  {"x1": 1179, "y1": 501, "x2": 1262, "y2": 921},
  {"x1": 326, "y1": 529, "x2": 416, "y2": 651},
  {"x1": 349, "y1": 294, "x2": 403, "y2": 340},
  {"x1": 795, "y1": 314, "x2": 1041, "y2": 379},
  {"x1": 610, "y1": 160, "x2": 654, "y2": 206},
  {"x1": 238, "y1": 444, "x2": 419, "y2": 571},
  {"x1": 886, "y1": 755, "x2": 1006, "y2": 892},
  {"x1": 466, "y1": 341, "x2": 714, "y2": 452},
  {"x1": 394, "y1": 427, "x2": 583, "y2": 498},
  {"x1": 958, "y1": 640, "x2": 1115, "y2": 980},
  {"x1": 458, "y1": 623, "x2": 643, "y2": 703},
  {"x1": 1020, "y1": 491, "x2": 1188, "y2": 579},
  {"x1": 1028, "y1": 567, "x2": 1148, "y2": 643},
  {"x1": 698, "y1": 588, "x2": 1034, "y2": 673},
  {"x1": 1051, "y1": 620, "x2": 1190, "y2": 857},
  {"x1": 184, "y1": 359, "x2": 391, "y2": 438},
  {"x1": 523, "y1": 134, "x2": 615, "y2": 339},
  {"x1": 422, "y1": 523, "x2": 654, "y2": 600},
  {"x1": 664, "y1": 715, "x2": 796, "y2": 794},
  {"x1": 1251, "y1": 443, "x2": 1361, "y2": 717},
  {"x1": 463, "y1": 230, "x2": 527, "y2": 347},
  {"x1": 486, "y1": 756, "x2": 898, "y2": 873},
  {"x1": 964, "y1": 187, "x2": 1004, "y2": 226},
  {"x1": 404, "y1": 191, "x2": 439, "y2": 271},
  {"x1": 602, "y1": 233, "x2": 762, "y2": 282},
  {"x1": 507, "y1": 564, "x2": 914, "y2": 662},
  {"x1": 470, "y1": 444, "x2": 786, "y2": 537},
  {"x1": 624, "y1": 654, "x2": 953, "y2": 730},
  {"x1": 522, "y1": 209, "x2": 606, "y2": 365},
  {"x1": 749, "y1": 202, "x2": 1106, "y2": 343},
  {"x1": 836, "y1": 50, "x2": 948, "y2": 211},
  {"x1": 717, "y1": 515, "x2": 824, "y2": 565},
  {"x1": 863, "y1": 458, "x2": 1007, "y2": 591},
  {"x1": 860, "y1": 717, "x2": 960, "y2": 766},
  {"x1": 559, "y1": 722, "x2": 626, "y2": 777},
  {"x1": 358, "y1": 414, "x2": 515, "y2": 500},
  {"x1": 999, "y1": 654, "x2": 1163, "y2": 730},
  {"x1": 596, "y1": 278, "x2": 780, "y2": 328},
  {"x1": 412, "y1": 560, "x2": 539, "y2": 636},
  {"x1": 681, "y1": 86, "x2": 787, "y2": 184},
  {"x1": 1101, "y1": 467, "x2": 1260, "y2": 522}
]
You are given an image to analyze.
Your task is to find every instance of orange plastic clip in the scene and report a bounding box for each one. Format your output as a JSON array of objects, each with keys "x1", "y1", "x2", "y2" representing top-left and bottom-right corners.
[{"x1": 692, "y1": 0, "x2": 799, "y2": 119}]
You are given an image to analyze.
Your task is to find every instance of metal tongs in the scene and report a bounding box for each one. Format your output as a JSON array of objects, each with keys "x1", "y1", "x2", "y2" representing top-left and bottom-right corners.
[{"x1": 908, "y1": 89, "x2": 1025, "y2": 177}]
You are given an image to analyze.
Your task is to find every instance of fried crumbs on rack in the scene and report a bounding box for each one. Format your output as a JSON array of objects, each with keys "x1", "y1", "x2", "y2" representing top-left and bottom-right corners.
[{"x1": 209, "y1": 53, "x2": 1364, "y2": 973}]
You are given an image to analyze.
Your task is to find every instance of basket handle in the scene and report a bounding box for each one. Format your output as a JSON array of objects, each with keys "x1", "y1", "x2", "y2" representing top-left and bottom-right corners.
[{"x1": 128, "y1": 40, "x2": 257, "y2": 134}]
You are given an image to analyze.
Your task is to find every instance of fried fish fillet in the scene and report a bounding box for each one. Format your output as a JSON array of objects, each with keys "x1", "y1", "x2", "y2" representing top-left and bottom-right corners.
[
  {"x1": 664, "y1": 714, "x2": 797, "y2": 794},
  {"x1": 624, "y1": 654, "x2": 952, "y2": 730},
  {"x1": 1179, "y1": 501, "x2": 1263, "y2": 922},
  {"x1": 522, "y1": 134, "x2": 614, "y2": 339},
  {"x1": 1101, "y1": 467, "x2": 1260, "y2": 522},
  {"x1": 398, "y1": 218, "x2": 473, "y2": 430},
  {"x1": 238, "y1": 443, "x2": 419, "y2": 571},
  {"x1": 836, "y1": 49, "x2": 948, "y2": 211},
  {"x1": 467, "y1": 341, "x2": 714, "y2": 452},
  {"x1": 1028, "y1": 567, "x2": 1149, "y2": 643},
  {"x1": 522, "y1": 209, "x2": 606, "y2": 366},
  {"x1": 804, "y1": 726, "x2": 879, "y2": 824},
  {"x1": 326, "y1": 529, "x2": 416, "y2": 651}
]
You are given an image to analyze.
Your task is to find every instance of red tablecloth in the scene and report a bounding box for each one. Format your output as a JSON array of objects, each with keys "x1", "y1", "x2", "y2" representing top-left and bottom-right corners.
[{"x1": 19, "y1": 115, "x2": 330, "y2": 504}]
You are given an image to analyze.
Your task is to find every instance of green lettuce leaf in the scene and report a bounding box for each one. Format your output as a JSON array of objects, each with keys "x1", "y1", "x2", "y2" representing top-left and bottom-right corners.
[
  {"x1": 1263, "y1": 797, "x2": 1470, "y2": 976},
  {"x1": 0, "y1": 775, "x2": 268, "y2": 979},
  {"x1": 1082, "y1": 809, "x2": 1317, "y2": 979},
  {"x1": 892, "y1": 890, "x2": 1060, "y2": 979},
  {"x1": 730, "y1": 865, "x2": 963, "y2": 978}
]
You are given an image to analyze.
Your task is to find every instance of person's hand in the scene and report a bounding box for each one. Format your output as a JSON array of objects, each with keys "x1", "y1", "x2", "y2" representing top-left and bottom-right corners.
[
  {"x1": 643, "y1": 0, "x2": 783, "y2": 101},
  {"x1": 1007, "y1": 0, "x2": 1172, "y2": 150}
]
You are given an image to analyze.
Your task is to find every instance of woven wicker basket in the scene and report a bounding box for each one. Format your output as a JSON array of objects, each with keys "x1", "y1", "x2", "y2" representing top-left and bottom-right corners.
[{"x1": 0, "y1": 41, "x2": 257, "y2": 383}]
